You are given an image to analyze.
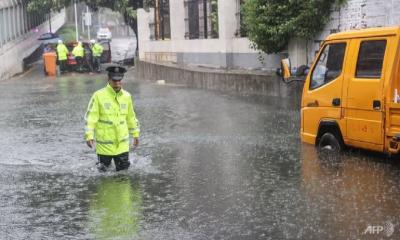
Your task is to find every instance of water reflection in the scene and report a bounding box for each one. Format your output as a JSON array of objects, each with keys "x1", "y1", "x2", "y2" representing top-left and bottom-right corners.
[
  {"x1": 89, "y1": 175, "x2": 142, "y2": 239},
  {"x1": 301, "y1": 144, "x2": 400, "y2": 238}
]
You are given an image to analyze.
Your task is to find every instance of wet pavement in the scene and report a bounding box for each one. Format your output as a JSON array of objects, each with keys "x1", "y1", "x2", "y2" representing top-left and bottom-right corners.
[
  {"x1": 0, "y1": 65, "x2": 400, "y2": 239},
  {"x1": 111, "y1": 37, "x2": 136, "y2": 63}
]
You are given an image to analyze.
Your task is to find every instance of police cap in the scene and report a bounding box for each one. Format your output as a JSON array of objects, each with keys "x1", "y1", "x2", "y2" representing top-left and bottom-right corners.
[{"x1": 106, "y1": 66, "x2": 127, "y2": 81}]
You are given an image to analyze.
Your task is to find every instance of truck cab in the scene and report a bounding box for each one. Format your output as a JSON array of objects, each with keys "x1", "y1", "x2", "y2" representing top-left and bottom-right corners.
[{"x1": 301, "y1": 26, "x2": 400, "y2": 154}]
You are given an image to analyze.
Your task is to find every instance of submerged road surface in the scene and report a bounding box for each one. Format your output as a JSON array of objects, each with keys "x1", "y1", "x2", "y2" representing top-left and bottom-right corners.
[{"x1": 0, "y1": 65, "x2": 400, "y2": 239}]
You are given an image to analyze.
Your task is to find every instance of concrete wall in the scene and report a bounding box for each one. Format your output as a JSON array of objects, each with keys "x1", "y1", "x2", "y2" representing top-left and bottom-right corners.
[
  {"x1": 137, "y1": 0, "x2": 280, "y2": 71},
  {"x1": 289, "y1": 0, "x2": 400, "y2": 67},
  {"x1": 0, "y1": 10, "x2": 66, "y2": 81},
  {"x1": 136, "y1": 60, "x2": 303, "y2": 102}
]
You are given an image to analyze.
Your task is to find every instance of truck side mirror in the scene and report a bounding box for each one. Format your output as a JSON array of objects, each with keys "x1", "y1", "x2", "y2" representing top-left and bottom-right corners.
[
  {"x1": 280, "y1": 58, "x2": 307, "y2": 83},
  {"x1": 281, "y1": 58, "x2": 292, "y2": 82}
]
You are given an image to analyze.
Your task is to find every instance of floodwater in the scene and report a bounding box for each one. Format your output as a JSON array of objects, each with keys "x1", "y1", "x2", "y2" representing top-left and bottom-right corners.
[{"x1": 0, "y1": 65, "x2": 400, "y2": 240}]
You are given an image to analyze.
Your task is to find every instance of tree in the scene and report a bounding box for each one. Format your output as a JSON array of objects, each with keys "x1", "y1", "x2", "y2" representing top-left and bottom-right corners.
[
  {"x1": 242, "y1": 0, "x2": 346, "y2": 54},
  {"x1": 27, "y1": 0, "x2": 71, "y2": 33}
]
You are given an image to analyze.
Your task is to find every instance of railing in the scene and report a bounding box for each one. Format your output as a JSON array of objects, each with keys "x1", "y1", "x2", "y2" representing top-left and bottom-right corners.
[{"x1": 0, "y1": 0, "x2": 49, "y2": 49}]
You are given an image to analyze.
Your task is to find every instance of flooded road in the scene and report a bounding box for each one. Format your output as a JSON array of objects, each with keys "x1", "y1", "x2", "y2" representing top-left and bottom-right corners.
[{"x1": 0, "y1": 65, "x2": 400, "y2": 239}]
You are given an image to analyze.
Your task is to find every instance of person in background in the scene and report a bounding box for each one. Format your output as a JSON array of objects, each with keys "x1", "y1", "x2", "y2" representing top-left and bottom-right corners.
[
  {"x1": 72, "y1": 41, "x2": 85, "y2": 72},
  {"x1": 84, "y1": 44, "x2": 94, "y2": 73},
  {"x1": 56, "y1": 40, "x2": 69, "y2": 73},
  {"x1": 91, "y1": 39, "x2": 104, "y2": 72},
  {"x1": 84, "y1": 66, "x2": 140, "y2": 172}
]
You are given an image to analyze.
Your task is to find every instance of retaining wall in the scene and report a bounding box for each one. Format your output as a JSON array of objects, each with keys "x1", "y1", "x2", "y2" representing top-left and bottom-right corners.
[{"x1": 136, "y1": 60, "x2": 304, "y2": 103}]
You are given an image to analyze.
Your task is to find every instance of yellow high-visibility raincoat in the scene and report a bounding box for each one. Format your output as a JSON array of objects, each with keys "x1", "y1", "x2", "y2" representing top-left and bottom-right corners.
[
  {"x1": 72, "y1": 42, "x2": 84, "y2": 58},
  {"x1": 56, "y1": 43, "x2": 69, "y2": 61},
  {"x1": 92, "y1": 43, "x2": 104, "y2": 57},
  {"x1": 85, "y1": 84, "x2": 140, "y2": 155}
]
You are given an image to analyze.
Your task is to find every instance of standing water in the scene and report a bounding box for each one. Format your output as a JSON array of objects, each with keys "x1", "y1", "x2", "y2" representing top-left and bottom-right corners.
[{"x1": 0, "y1": 65, "x2": 399, "y2": 239}]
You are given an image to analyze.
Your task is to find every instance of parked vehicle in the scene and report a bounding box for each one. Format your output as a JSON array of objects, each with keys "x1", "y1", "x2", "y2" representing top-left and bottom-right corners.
[
  {"x1": 38, "y1": 32, "x2": 61, "y2": 45},
  {"x1": 64, "y1": 41, "x2": 111, "y2": 72},
  {"x1": 96, "y1": 27, "x2": 112, "y2": 42},
  {"x1": 299, "y1": 26, "x2": 400, "y2": 155},
  {"x1": 98, "y1": 40, "x2": 111, "y2": 64}
]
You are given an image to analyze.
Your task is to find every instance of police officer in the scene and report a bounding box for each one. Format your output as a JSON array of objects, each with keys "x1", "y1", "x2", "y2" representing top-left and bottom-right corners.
[
  {"x1": 56, "y1": 40, "x2": 69, "y2": 73},
  {"x1": 84, "y1": 66, "x2": 140, "y2": 171}
]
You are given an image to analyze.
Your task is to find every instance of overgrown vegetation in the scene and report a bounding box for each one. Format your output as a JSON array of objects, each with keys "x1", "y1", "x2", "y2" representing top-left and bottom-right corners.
[
  {"x1": 242, "y1": 0, "x2": 347, "y2": 54},
  {"x1": 56, "y1": 25, "x2": 76, "y2": 42},
  {"x1": 210, "y1": 0, "x2": 219, "y2": 37}
]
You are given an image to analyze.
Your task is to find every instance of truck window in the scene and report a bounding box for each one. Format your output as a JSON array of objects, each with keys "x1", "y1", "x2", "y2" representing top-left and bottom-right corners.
[
  {"x1": 355, "y1": 40, "x2": 386, "y2": 78},
  {"x1": 310, "y1": 43, "x2": 346, "y2": 90}
]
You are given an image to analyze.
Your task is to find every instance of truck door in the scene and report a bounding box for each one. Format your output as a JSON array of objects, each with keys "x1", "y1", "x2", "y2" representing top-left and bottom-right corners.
[
  {"x1": 302, "y1": 41, "x2": 348, "y2": 143},
  {"x1": 345, "y1": 38, "x2": 387, "y2": 148}
]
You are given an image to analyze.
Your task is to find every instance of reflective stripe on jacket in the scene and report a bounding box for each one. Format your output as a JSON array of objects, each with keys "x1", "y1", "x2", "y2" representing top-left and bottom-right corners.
[
  {"x1": 85, "y1": 84, "x2": 140, "y2": 155},
  {"x1": 92, "y1": 43, "x2": 104, "y2": 57},
  {"x1": 56, "y1": 44, "x2": 69, "y2": 61}
]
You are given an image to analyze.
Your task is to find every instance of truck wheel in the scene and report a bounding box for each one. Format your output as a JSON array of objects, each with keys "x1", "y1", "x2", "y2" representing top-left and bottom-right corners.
[{"x1": 318, "y1": 132, "x2": 343, "y2": 152}]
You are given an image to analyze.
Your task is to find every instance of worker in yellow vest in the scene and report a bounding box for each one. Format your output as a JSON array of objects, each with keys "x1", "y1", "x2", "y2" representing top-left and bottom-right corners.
[
  {"x1": 84, "y1": 66, "x2": 140, "y2": 172},
  {"x1": 72, "y1": 41, "x2": 85, "y2": 72},
  {"x1": 56, "y1": 40, "x2": 69, "y2": 73},
  {"x1": 90, "y1": 39, "x2": 104, "y2": 72}
]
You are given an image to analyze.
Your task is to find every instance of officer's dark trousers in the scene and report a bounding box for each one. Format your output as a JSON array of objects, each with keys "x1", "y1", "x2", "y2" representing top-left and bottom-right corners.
[
  {"x1": 75, "y1": 57, "x2": 83, "y2": 72},
  {"x1": 59, "y1": 60, "x2": 67, "y2": 73},
  {"x1": 92, "y1": 56, "x2": 101, "y2": 72},
  {"x1": 97, "y1": 152, "x2": 130, "y2": 171}
]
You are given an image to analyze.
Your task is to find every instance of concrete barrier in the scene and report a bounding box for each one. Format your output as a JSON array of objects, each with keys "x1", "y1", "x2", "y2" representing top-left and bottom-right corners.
[
  {"x1": 0, "y1": 10, "x2": 66, "y2": 81},
  {"x1": 136, "y1": 60, "x2": 304, "y2": 102}
]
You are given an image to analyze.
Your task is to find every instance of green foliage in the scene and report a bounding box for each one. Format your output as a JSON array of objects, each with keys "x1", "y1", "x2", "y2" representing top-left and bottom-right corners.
[
  {"x1": 27, "y1": 0, "x2": 70, "y2": 13},
  {"x1": 242, "y1": 0, "x2": 347, "y2": 54},
  {"x1": 56, "y1": 25, "x2": 77, "y2": 41},
  {"x1": 28, "y1": 0, "x2": 143, "y2": 19},
  {"x1": 143, "y1": 0, "x2": 155, "y2": 8}
]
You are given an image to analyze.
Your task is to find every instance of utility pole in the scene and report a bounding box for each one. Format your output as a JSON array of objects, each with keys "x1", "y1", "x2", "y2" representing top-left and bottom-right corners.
[
  {"x1": 74, "y1": 0, "x2": 79, "y2": 41},
  {"x1": 48, "y1": 11, "x2": 52, "y2": 33},
  {"x1": 82, "y1": 13, "x2": 85, "y2": 33},
  {"x1": 86, "y1": 6, "x2": 91, "y2": 40}
]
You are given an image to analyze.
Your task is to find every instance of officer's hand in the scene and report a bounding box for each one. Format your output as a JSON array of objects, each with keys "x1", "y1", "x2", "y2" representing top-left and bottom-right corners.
[
  {"x1": 133, "y1": 138, "x2": 139, "y2": 147},
  {"x1": 86, "y1": 139, "x2": 94, "y2": 148}
]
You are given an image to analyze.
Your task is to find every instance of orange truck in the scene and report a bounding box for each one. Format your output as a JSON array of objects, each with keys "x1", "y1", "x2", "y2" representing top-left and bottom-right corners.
[{"x1": 300, "y1": 26, "x2": 400, "y2": 154}]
